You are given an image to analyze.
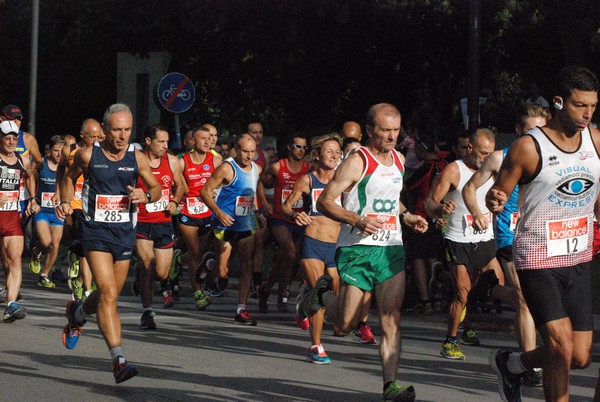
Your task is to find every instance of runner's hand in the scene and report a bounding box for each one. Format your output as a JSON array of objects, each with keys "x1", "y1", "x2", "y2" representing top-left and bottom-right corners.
[
  {"x1": 55, "y1": 202, "x2": 72, "y2": 221},
  {"x1": 256, "y1": 213, "x2": 266, "y2": 228},
  {"x1": 472, "y1": 213, "x2": 489, "y2": 231},
  {"x1": 294, "y1": 211, "x2": 313, "y2": 226},
  {"x1": 127, "y1": 185, "x2": 147, "y2": 204},
  {"x1": 486, "y1": 188, "x2": 507, "y2": 214},
  {"x1": 217, "y1": 211, "x2": 235, "y2": 227},
  {"x1": 357, "y1": 215, "x2": 383, "y2": 236},
  {"x1": 404, "y1": 212, "x2": 428, "y2": 233}
]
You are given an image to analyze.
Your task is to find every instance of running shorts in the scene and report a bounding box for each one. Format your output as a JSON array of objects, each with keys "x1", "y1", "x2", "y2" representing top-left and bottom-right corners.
[
  {"x1": 301, "y1": 235, "x2": 336, "y2": 268},
  {"x1": 336, "y1": 244, "x2": 405, "y2": 292},
  {"x1": 136, "y1": 221, "x2": 175, "y2": 249}
]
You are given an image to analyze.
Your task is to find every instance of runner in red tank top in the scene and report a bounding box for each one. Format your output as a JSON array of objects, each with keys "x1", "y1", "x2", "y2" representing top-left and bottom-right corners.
[
  {"x1": 177, "y1": 126, "x2": 222, "y2": 310},
  {"x1": 257, "y1": 133, "x2": 310, "y2": 313},
  {"x1": 134, "y1": 124, "x2": 186, "y2": 328}
]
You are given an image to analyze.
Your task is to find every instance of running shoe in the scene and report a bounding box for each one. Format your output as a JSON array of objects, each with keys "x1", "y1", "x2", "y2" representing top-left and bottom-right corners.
[
  {"x1": 30, "y1": 250, "x2": 42, "y2": 274},
  {"x1": 67, "y1": 250, "x2": 79, "y2": 279},
  {"x1": 69, "y1": 278, "x2": 84, "y2": 302},
  {"x1": 468, "y1": 269, "x2": 499, "y2": 306},
  {"x1": 195, "y1": 251, "x2": 215, "y2": 283},
  {"x1": 171, "y1": 282, "x2": 180, "y2": 301},
  {"x1": 490, "y1": 349, "x2": 522, "y2": 402},
  {"x1": 353, "y1": 324, "x2": 377, "y2": 344},
  {"x1": 440, "y1": 339, "x2": 465, "y2": 360},
  {"x1": 258, "y1": 285, "x2": 269, "y2": 313},
  {"x1": 521, "y1": 368, "x2": 543, "y2": 387},
  {"x1": 3, "y1": 302, "x2": 27, "y2": 323},
  {"x1": 295, "y1": 284, "x2": 310, "y2": 330},
  {"x1": 140, "y1": 310, "x2": 157, "y2": 330},
  {"x1": 381, "y1": 382, "x2": 416, "y2": 402},
  {"x1": 235, "y1": 309, "x2": 257, "y2": 326},
  {"x1": 333, "y1": 324, "x2": 347, "y2": 337},
  {"x1": 194, "y1": 289, "x2": 211, "y2": 311},
  {"x1": 112, "y1": 356, "x2": 139, "y2": 384},
  {"x1": 307, "y1": 344, "x2": 331, "y2": 365},
  {"x1": 162, "y1": 289, "x2": 175, "y2": 309},
  {"x1": 0, "y1": 288, "x2": 6, "y2": 303},
  {"x1": 38, "y1": 275, "x2": 56, "y2": 288},
  {"x1": 169, "y1": 249, "x2": 183, "y2": 281},
  {"x1": 62, "y1": 301, "x2": 86, "y2": 349},
  {"x1": 301, "y1": 275, "x2": 333, "y2": 318},
  {"x1": 461, "y1": 328, "x2": 480, "y2": 346},
  {"x1": 51, "y1": 269, "x2": 67, "y2": 283},
  {"x1": 277, "y1": 295, "x2": 288, "y2": 313},
  {"x1": 204, "y1": 277, "x2": 224, "y2": 297}
]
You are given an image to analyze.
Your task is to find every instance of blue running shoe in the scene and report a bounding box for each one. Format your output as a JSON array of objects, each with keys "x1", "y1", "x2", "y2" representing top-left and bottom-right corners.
[
  {"x1": 62, "y1": 301, "x2": 86, "y2": 350},
  {"x1": 3, "y1": 302, "x2": 27, "y2": 323},
  {"x1": 307, "y1": 344, "x2": 331, "y2": 365},
  {"x1": 112, "y1": 356, "x2": 139, "y2": 384}
]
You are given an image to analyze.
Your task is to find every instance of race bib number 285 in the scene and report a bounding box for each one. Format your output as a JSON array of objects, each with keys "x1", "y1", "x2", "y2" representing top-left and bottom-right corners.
[{"x1": 94, "y1": 194, "x2": 130, "y2": 223}]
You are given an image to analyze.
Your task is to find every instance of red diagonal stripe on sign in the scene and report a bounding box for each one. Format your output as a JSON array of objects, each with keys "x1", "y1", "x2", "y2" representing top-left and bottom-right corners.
[{"x1": 165, "y1": 76, "x2": 190, "y2": 109}]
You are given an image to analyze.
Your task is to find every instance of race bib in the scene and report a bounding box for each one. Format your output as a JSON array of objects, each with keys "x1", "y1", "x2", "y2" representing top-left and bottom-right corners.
[
  {"x1": 146, "y1": 189, "x2": 171, "y2": 213},
  {"x1": 367, "y1": 213, "x2": 398, "y2": 242},
  {"x1": 546, "y1": 216, "x2": 589, "y2": 257},
  {"x1": 509, "y1": 212, "x2": 520, "y2": 233},
  {"x1": 185, "y1": 196, "x2": 208, "y2": 215},
  {"x1": 463, "y1": 212, "x2": 492, "y2": 236},
  {"x1": 41, "y1": 192, "x2": 55, "y2": 208},
  {"x1": 235, "y1": 196, "x2": 254, "y2": 216},
  {"x1": 75, "y1": 182, "x2": 84, "y2": 200},
  {"x1": 0, "y1": 191, "x2": 19, "y2": 211},
  {"x1": 94, "y1": 194, "x2": 130, "y2": 223},
  {"x1": 311, "y1": 189, "x2": 341, "y2": 213},
  {"x1": 281, "y1": 189, "x2": 303, "y2": 209}
]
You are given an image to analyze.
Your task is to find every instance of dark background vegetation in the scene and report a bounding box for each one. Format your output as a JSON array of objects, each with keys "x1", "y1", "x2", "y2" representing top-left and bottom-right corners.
[{"x1": 1, "y1": 0, "x2": 599, "y2": 146}]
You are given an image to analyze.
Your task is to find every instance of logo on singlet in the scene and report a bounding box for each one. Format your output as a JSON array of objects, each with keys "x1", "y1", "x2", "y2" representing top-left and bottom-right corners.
[
  {"x1": 557, "y1": 178, "x2": 594, "y2": 196},
  {"x1": 203, "y1": 164, "x2": 210, "y2": 171},
  {"x1": 372, "y1": 199, "x2": 396, "y2": 213},
  {"x1": 548, "y1": 155, "x2": 559, "y2": 166}
]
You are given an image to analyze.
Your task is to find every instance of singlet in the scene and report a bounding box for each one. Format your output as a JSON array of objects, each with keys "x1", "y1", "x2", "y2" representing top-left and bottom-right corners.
[
  {"x1": 304, "y1": 171, "x2": 341, "y2": 217},
  {"x1": 68, "y1": 144, "x2": 85, "y2": 210},
  {"x1": 137, "y1": 153, "x2": 173, "y2": 223},
  {"x1": 405, "y1": 158, "x2": 447, "y2": 218},
  {"x1": 81, "y1": 143, "x2": 138, "y2": 247},
  {"x1": 181, "y1": 152, "x2": 215, "y2": 218},
  {"x1": 337, "y1": 147, "x2": 405, "y2": 247},
  {"x1": 513, "y1": 127, "x2": 600, "y2": 271},
  {"x1": 0, "y1": 153, "x2": 25, "y2": 212},
  {"x1": 37, "y1": 157, "x2": 58, "y2": 211},
  {"x1": 16, "y1": 130, "x2": 29, "y2": 203},
  {"x1": 443, "y1": 159, "x2": 494, "y2": 243},
  {"x1": 213, "y1": 158, "x2": 259, "y2": 232},
  {"x1": 495, "y1": 148, "x2": 519, "y2": 249},
  {"x1": 254, "y1": 147, "x2": 267, "y2": 170},
  {"x1": 272, "y1": 158, "x2": 311, "y2": 222}
]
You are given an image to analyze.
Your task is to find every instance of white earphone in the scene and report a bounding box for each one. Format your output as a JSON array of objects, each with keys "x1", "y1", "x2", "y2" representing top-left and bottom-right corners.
[{"x1": 554, "y1": 97, "x2": 563, "y2": 110}]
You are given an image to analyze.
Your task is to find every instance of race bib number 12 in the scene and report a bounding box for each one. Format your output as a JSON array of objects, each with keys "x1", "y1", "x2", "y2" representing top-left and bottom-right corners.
[{"x1": 546, "y1": 216, "x2": 589, "y2": 257}]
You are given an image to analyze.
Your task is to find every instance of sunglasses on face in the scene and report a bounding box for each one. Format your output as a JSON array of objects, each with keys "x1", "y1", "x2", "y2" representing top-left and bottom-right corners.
[{"x1": 291, "y1": 144, "x2": 308, "y2": 150}]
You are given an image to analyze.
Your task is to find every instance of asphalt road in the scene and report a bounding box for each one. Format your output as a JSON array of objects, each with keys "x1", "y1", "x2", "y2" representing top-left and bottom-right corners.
[{"x1": 1, "y1": 263, "x2": 599, "y2": 402}]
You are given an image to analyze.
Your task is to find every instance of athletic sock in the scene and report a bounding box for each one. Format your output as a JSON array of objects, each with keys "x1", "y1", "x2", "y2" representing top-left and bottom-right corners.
[
  {"x1": 236, "y1": 304, "x2": 246, "y2": 315},
  {"x1": 383, "y1": 381, "x2": 394, "y2": 393},
  {"x1": 109, "y1": 346, "x2": 124, "y2": 361},
  {"x1": 507, "y1": 352, "x2": 527, "y2": 374},
  {"x1": 75, "y1": 304, "x2": 88, "y2": 324}
]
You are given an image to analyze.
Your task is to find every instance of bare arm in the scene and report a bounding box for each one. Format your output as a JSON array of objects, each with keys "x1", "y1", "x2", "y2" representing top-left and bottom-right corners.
[
  {"x1": 24, "y1": 133, "x2": 43, "y2": 166},
  {"x1": 463, "y1": 150, "x2": 502, "y2": 230},
  {"x1": 129, "y1": 150, "x2": 162, "y2": 204},
  {"x1": 23, "y1": 157, "x2": 40, "y2": 216},
  {"x1": 200, "y1": 161, "x2": 235, "y2": 227},
  {"x1": 166, "y1": 153, "x2": 187, "y2": 215},
  {"x1": 281, "y1": 174, "x2": 312, "y2": 226},
  {"x1": 425, "y1": 162, "x2": 460, "y2": 220},
  {"x1": 257, "y1": 162, "x2": 277, "y2": 216},
  {"x1": 56, "y1": 147, "x2": 90, "y2": 219}
]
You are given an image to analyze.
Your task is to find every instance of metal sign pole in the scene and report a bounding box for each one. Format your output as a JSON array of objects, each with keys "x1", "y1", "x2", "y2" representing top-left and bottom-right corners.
[{"x1": 174, "y1": 113, "x2": 181, "y2": 149}]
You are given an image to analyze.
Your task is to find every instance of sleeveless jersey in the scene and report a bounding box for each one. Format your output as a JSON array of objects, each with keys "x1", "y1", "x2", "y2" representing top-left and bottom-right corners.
[
  {"x1": 37, "y1": 157, "x2": 58, "y2": 211},
  {"x1": 513, "y1": 127, "x2": 600, "y2": 270},
  {"x1": 272, "y1": 158, "x2": 311, "y2": 222},
  {"x1": 68, "y1": 144, "x2": 85, "y2": 210},
  {"x1": 213, "y1": 158, "x2": 259, "y2": 232},
  {"x1": 337, "y1": 147, "x2": 405, "y2": 247},
  {"x1": 444, "y1": 159, "x2": 494, "y2": 243},
  {"x1": 81, "y1": 143, "x2": 138, "y2": 247},
  {"x1": 137, "y1": 153, "x2": 173, "y2": 223},
  {"x1": 304, "y1": 171, "x2": 341, "y2": 217},
  {"x1": 181, "y1": 152, "x2": 214, "y2": 218},
  {"x1": 0, "y1": 154, "x2": 25, "y2": 212},
  {"x1": 254, "y1": 147, "x2": 267, "y2": 170},
  {"x1": 495, "y1": 148, "x2": 519, "y2": 249}
]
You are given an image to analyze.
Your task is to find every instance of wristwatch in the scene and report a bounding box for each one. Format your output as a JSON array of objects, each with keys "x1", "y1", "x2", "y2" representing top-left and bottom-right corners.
[{"x1": 144, "y1": 191, "x2": 152, "y2": 203}]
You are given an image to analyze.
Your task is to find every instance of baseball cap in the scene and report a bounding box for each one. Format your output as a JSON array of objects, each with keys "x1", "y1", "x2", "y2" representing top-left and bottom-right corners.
[
  {"x1": 2, "y1": 104, "x2": 23, "y2": 120},
  {"x1": 0, "y1": 120, "x2": 19, "y2": 136}
]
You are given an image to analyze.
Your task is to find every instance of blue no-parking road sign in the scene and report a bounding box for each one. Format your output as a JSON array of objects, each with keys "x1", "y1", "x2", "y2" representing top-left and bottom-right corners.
[{"x1": 157, "y1": 72, "x2": 196, "y2": 113}]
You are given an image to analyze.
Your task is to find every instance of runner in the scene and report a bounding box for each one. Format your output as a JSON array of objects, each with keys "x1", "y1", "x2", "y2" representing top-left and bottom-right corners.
[
  {"x1": 486, "y1": 65, "x2": 599, "y2": 402},
  {"x1": 200, "y1": 134, "x2": 265, "y2": 326},
  {"x1": 30, "y1": 135, "x2": 66, "y2": 289},
  {"x1": 281, "y1": 132, "x2": 342, "y2": 363},
  {"x1": 178, "y1": 126, "x2": 220, "y2": 309},
  {"x1": 135, "y1": 124, "x2": 186, "y2": 329},
  {"x1": 299, "y1": 103, "x2": 427, "y2": 401},
  {"x1": 462, "y1": 103, "x2": 549, "y2": 387},
  {"x1": 56, "y1": 103, "x2": 162, "y2": 383},
  {"x1": 0, "y1": 120, "x2": 39, "y2": 322},
  {"x1": 258, "y1": 133, "x2": 310, "y2": 313}
]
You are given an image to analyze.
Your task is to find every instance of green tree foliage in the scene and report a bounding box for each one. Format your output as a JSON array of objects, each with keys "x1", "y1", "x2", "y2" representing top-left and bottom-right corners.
[{"x1": 0, "y1": 0, "x2": 598, "y2": 143}]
